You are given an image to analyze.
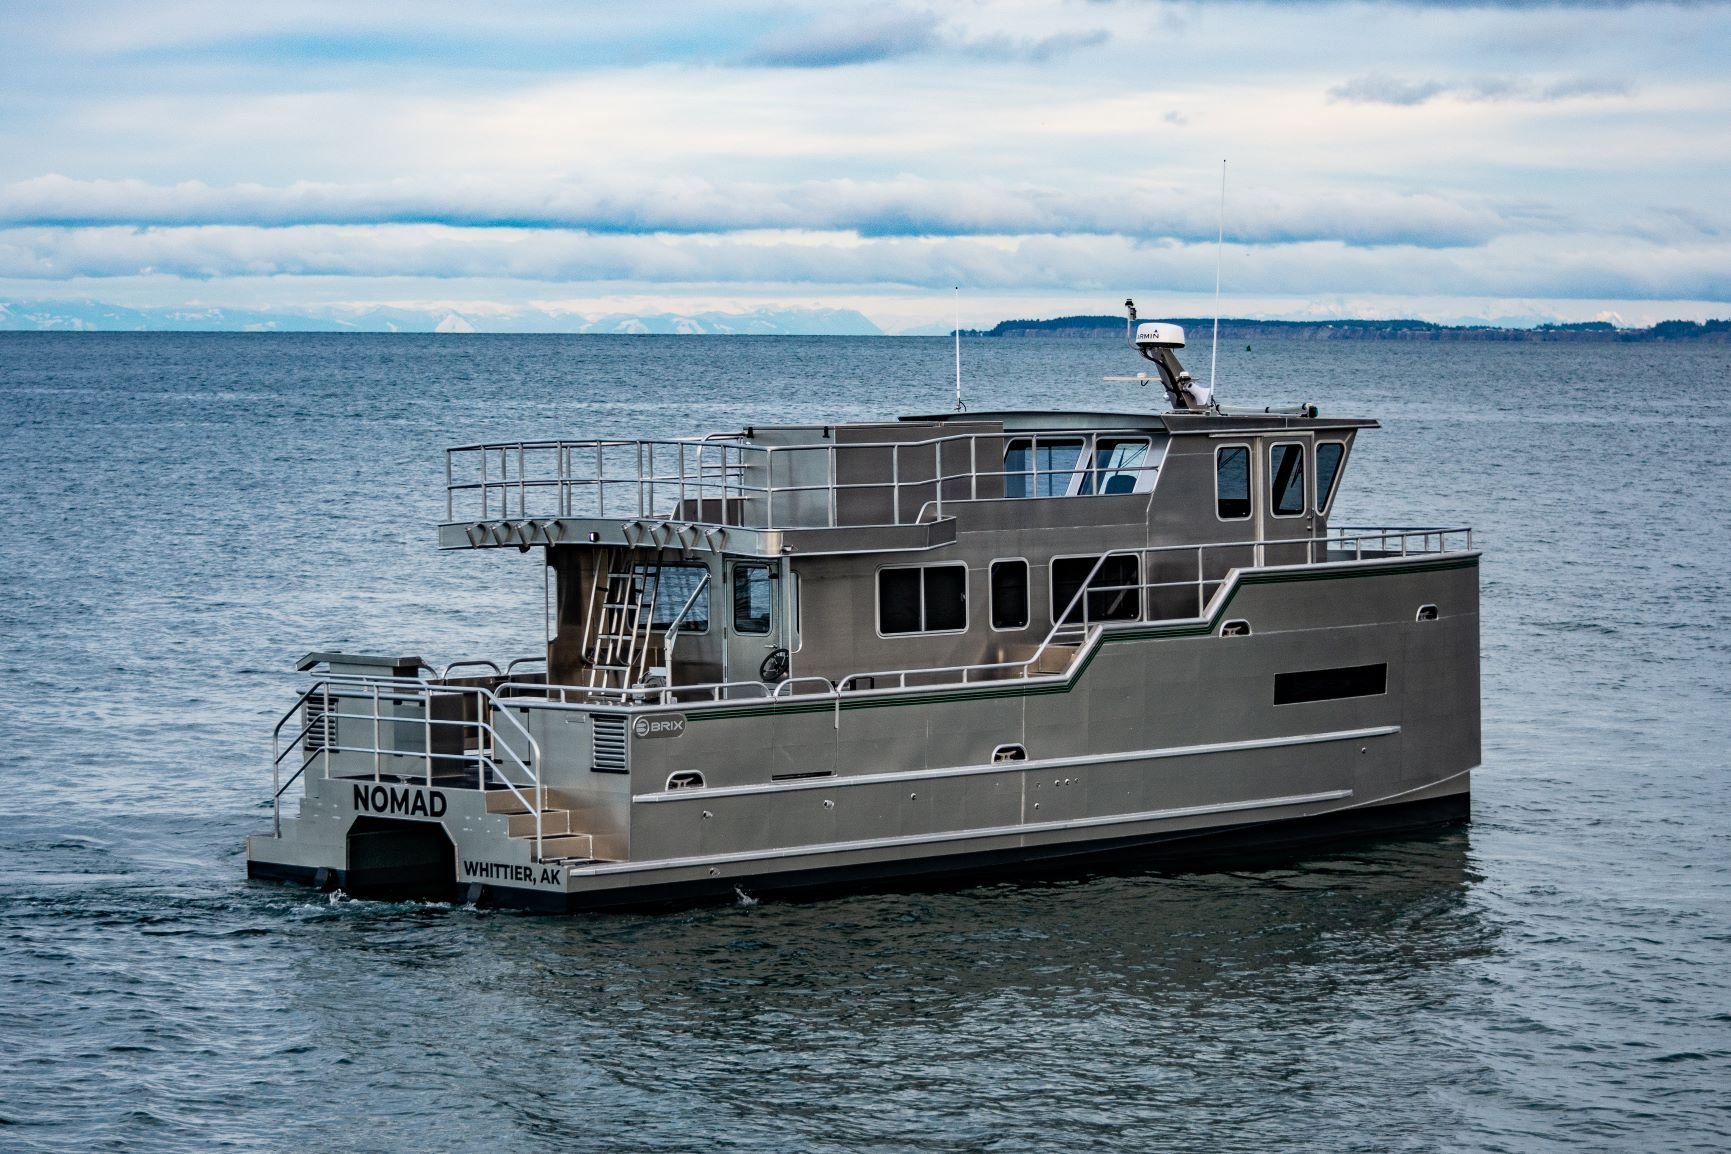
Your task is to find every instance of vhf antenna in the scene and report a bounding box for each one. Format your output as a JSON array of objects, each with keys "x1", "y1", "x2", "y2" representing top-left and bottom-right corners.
[
  {"x1": 1210, "y1": 159, "x2": 1226, "y2": 395},
  {"x1": 953, "y1": 285, "x2": 964, "y2": 412}
]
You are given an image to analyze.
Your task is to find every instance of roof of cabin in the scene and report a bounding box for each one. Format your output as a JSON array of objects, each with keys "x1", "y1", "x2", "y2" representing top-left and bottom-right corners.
[{"x1": 897, "y1": 409, "x2": 1378, "y2": 435}]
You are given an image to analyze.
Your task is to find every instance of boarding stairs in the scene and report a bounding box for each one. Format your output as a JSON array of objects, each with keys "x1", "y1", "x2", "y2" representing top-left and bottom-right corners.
[
  {"x1": 582, "y1": 549, "x2": 662, "y2": 690},
  {"x1": 485, "y1": 786, "x2": 597, "y2": 863}
]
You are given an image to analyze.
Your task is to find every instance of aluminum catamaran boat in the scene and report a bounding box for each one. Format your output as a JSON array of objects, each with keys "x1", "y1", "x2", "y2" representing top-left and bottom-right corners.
[{"x1": 247, "y1": 303, "x2": 1480, "y2": 910}]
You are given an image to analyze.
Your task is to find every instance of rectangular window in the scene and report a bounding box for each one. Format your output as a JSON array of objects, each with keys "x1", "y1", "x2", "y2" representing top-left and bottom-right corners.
[
  {"x1": 1315, "y1": 442, "x2": 1345, "y2": 513},
  {"x1": 1273, "y1": 662, "x2": 1387, "y2": 705},
  {"x1": 1004, "y1": 437, "x2": 1084, "y2": 498},
  {"x1": 1051, "y1": 555, "x2": 1140, "y2": 624},
  {"x1": 732, "y1": 564, "x2": 772, "y2": 635},
  {"x1": 878, "y1": 564, "x2": 968, "y2": 635},
  {"x1": 1216, "y1": 446, "x2": 1250, "y2": 519},
  {"x1": 1082, "y1": 438, "x2": 1153, "y2": 495},
  {"x1": 640, "y1": 564, "x2": 708, "y2": 632},
  {"x1": 990, "y1": 559, "x2": 1029, "y2": 630},
  {"x1": 1270, "y1": 442, "x2": 1306, "y2": 517}
]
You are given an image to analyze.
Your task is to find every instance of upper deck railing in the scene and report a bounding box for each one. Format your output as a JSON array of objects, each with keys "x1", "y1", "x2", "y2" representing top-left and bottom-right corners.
[{"x1": 444, "y1": 430, "x2": 1160, "y2": 531}]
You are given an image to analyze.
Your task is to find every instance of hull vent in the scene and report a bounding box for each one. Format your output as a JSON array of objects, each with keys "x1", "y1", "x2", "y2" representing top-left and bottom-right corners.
[{"x1": 592, "y1": 716, "x2": 628, "y2": 774}]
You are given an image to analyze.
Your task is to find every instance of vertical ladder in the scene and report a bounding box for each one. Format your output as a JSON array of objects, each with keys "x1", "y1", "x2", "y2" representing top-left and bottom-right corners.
[{"x1": 582, "y1": 550, "x2": 661, "y2": 689}]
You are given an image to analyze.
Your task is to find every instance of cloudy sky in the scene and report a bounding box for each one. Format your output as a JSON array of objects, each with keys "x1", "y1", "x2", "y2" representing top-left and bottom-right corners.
[{"x1": 2, "y1": 0, "x2": 1727, "y2": 329}]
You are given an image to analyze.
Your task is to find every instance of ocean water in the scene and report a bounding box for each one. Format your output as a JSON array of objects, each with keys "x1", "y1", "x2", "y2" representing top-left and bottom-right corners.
[{"x1": 0, "y1": 332, "x2": 1727, "y2": 1153}]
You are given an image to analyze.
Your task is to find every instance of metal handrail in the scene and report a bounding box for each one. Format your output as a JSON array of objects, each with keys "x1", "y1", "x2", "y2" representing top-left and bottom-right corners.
[
  {"x1": 268, "y1": 676, "x2": 549, "y2": 859},
  {"x1": 478, "y1": 525, "x2": 1471, "y2": 713},
  {"x1": 445, "y1": 428, "x2": 1165, "y2": 531}
]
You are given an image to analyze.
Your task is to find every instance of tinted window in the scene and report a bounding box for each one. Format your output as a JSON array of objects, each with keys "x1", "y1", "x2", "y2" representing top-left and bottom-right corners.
[
  {"x1": 878, "y1": 565, "x2": 967, "y2": 634},
  {"x1": 1270, "y1": 443, "x2": 1305, "y2": 516},
  {"x1": 642, "y1": 564, "x2": 708, "y2": 631},
  {"x1": 1217, "y1": 446, "x2": 1250, "y2": 519},
  {"x1": 1315, "y1": 442, "x2": 1345, "y2": 512},
  {"x1": 878, "y1": 568, "x2": 922, "y2": 634},
  {"x1": 1273, "y1": 662, "x2": 1387, "y2": 704},
  {"x1": 922, "y1": 567, "x2": 967, "y2": 631},
  {"x1": 732, "y1": 564, "x2": 772, "y2": 634},
  {"x1": 1005, "y1": 438, "x2": 1084, "y2": 498},
  {"x1": 990, "y1": 559, "x2": 1029, "y2": 629},
  {"x1": 1051, "y1": 555, "x2": 1140, "y2": 624}
]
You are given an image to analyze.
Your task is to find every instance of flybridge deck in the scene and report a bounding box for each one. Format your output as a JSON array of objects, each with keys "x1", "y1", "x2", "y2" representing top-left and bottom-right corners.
[{"x1": 249, "y1": 307, "x2": 1480, "y2": 910}]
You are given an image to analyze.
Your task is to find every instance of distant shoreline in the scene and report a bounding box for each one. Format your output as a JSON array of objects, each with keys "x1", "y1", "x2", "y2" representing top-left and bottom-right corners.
[{"x1": 966, "y1": 315, "x2": 1731, "y2": 343}]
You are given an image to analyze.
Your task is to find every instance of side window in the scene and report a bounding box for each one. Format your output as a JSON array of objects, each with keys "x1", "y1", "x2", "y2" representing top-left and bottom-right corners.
[
  {"x1": 990, "y1": 559, "x2": 1029, "y2": 630},
  {"x1": 878, "y1": 565, "x2": 968, "y2": 635},
  {"x1": 1315, "y1": 442, "x2": 1345, "y2": 513},
  {"x1": 1083, "y1": 438, "x2": 1153, "y2": 495},
  {"x1": 1216, "y1": 446, "x2": 1250, "y2": 519},
  {"x1": 732, "y1": 564, "x2": 772, "y2": 634},
  {"x1": 642, "y1": 564, "x2": 709, "y2": 632},
  {"x1": 1051, "y1": 555, "x2": 1140, "y2": 624},
  {"x1": 1270, "y1": 442, "x2": 1305, "y2": 517},
  {"x1": 1004, "y1": 437, "x2": 1085, "y2": 498}
]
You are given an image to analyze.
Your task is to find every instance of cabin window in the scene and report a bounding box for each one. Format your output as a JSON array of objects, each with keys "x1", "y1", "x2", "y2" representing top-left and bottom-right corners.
[
  {"x1": 1081, "y1": 438, "x2": 1154, "y2": 495},
  {"x1": 1315, "y1": 442, "x2": 1346, "y2": 513},
  {"x1": 640, "y1": 563, "x2": 709, "y2": 632},
  {"x1": 1216, "y1": 446, "x2": 1250, "y2": 519},
  {"x1": 1004, "y1": 437, "x2": 1085, "y2": 498},
  {"x1": 732, "y1": 564, "x2": 772, "y2": 635},
  {"x1": 879, "y1": 564, "x2": 968, "y2": 635},
  {"x1": 1270, "y1": 443, "x2": 1306, "y2": 517},
  {"x1": 990, "y1": 559, "x2": 1030, "y2": 630},
  {"x1": 1051, "y1": 554, "x2": 1140, "y2": 624}
]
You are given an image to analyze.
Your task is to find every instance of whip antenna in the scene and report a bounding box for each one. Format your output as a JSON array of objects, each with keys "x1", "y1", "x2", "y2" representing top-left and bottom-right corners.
[
  {"x1": 1210, "y1": 159, "x2": 1225, "y2": 394},
  {"x1": 953, "y1": 285, "x2": 964, "y2": 412}
]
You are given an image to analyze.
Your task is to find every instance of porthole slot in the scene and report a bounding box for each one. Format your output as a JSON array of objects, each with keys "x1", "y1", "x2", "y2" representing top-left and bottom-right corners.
[
  {"x1": 1221, "y1": 619, "x2": 1252, "y2": 637},
  {"x1": 1416, "y1": 604, "x2": 1439, "y2": 622},
  {"x1": 666, "y1": 771, "x2": 706, "y2": 791},
  {"x1": 992, "y1": 743, "x2": 1028, "y2": 764}
]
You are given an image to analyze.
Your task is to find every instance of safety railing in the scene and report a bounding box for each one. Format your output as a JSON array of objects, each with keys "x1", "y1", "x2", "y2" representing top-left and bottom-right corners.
[
  {"x1": 479, "y1": 525, "x2": 1471, "y2": 713},
  {"x1": 269, "y1": 675, "x2": 547, "y2": 859},
  {"x1": 444, "y1": 430, "x2": 1163, "y2": 532}
]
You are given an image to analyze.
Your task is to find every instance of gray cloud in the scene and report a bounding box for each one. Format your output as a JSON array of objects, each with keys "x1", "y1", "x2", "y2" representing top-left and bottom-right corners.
[
  {"x1": 1328, "y1": 73, "x2": 1631, "y2": 105},
  {"x1": 740, "y1": 10, "x2": 1109, "y2": 68},
  {"x1": 3, "y1": 224, "x2": 1727, "y2": 301},
  {"x1": 741, "y1": 12, "x2": 944, "y2": 67},
  {"x1": 0, "y1": 175, "x2": 1538, "y2": 249}
]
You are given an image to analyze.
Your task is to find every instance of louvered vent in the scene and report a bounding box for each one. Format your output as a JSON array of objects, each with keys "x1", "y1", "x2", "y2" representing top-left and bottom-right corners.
[
  {"x1": 591, "y1": 715, "x2": 628, "y2": 774},
  {"x1": 302, "y1": 700, "x2": 332, "y2": 759}
]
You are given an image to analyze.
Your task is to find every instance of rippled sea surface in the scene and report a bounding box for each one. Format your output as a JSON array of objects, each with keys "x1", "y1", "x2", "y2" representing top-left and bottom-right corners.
[{"x1": 1, "y1": 333, "x2": 1728, "y2": 1152}]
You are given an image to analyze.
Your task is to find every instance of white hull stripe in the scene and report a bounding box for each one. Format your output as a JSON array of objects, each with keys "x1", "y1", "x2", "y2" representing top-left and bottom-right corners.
[
  {"x1": 632, "y1": 725, "x2": 1399, "y2": 804},
  {"x1": 569, "y1": 787, "x2": 1355, "y2": 878}
]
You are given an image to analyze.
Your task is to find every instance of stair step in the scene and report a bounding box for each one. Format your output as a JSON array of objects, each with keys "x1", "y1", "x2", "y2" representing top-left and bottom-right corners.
[
  {"x1": 506, "y1": 808, "x2": 575, "y2": 838},
  {"x1": 484, "y1": 786, "x2": 555, "y2": 814},
  {"x1": 534, "y1": 833, "x2": 593, "y2": 861}
]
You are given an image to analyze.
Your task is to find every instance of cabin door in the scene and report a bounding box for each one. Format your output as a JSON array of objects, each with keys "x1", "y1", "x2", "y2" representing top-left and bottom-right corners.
[
  {"x1": 1257, "y1": 434, "x2": 1316, "y2": 567},
  {"x1": 723, "y1": 559, "x2": 786, "y2": 686}
]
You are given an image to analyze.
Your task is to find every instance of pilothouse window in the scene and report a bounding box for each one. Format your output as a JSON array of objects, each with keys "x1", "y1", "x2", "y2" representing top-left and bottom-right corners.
[
  {"x1": 1082, "y1": 439, "x2": 1153, "y2": 495},
  {"x1": 1270, "y1": 443, "x2": 1306, "y2": 517},
  {"x1": 1217, "y1": 446, "x2": 1250, "y2": 519},
  {"x1": 1004, "y1": 438, "x2": 1084, "y2": 498},
  {"x1": 1315, "y1": 442, "x2": 1345, "y2": 513},
  {"x1": 879, "y1": 565, "x2": 968, "y2": 635}
]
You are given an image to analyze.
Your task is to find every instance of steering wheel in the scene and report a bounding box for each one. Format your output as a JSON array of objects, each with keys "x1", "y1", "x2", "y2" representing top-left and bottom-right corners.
[{"x1": 759, "y1": 648, "x2": 790, "y2": 684}]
